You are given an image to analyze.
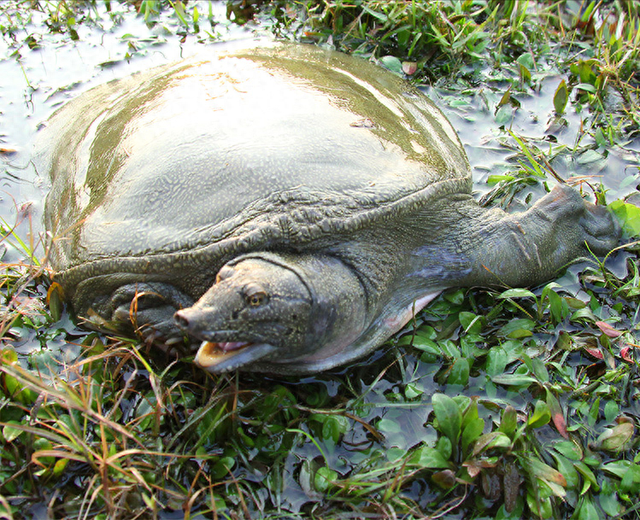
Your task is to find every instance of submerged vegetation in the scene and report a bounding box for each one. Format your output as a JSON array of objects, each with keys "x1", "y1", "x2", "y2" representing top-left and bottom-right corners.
[{"x1": 0, "y1": 0, "x2": 639, "y2": 519}]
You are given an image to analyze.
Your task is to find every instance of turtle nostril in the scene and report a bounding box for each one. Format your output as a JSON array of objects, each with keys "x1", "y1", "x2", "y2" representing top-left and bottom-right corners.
[{"x1": 174, "y1": 310, "x2": 190, "y2": 329}]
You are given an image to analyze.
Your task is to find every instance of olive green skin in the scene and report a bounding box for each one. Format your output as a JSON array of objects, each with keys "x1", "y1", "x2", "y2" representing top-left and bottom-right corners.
[{"x1": 41, "y1": 43, "x2": 620, "y2": 374}]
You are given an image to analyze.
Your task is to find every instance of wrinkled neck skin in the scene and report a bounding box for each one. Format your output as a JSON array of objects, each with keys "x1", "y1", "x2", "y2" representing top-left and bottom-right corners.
[{"x1": 280, "y1": 253, "x2": 370, "y2": 364}]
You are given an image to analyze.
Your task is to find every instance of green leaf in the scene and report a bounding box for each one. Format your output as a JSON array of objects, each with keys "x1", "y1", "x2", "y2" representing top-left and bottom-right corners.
[
  {"x1": 596, "y1": 422, "x2": 634, "y2": 452},
  {"x1": 472, "y1": 431, "x2": 512, "y2": 457},
  {"x1": 436, "y1": 436, "x2": 453, "y2": 460},
  {"x1": 553, "y1": 79, "x2": 569, "y2": 114},
  {"x1": 462, "y1": 416, "x2": 485, "y2": 456},
  {"x1": 448, "y1": 357, "x2": 470, "y2": 386},
  {"x1": 499, "y1": 318, "x2": 535, "y2": 339},
  {"x1": 379, "y1": 55, "x2": 403, "y2": 75},
  {"x1": 551, "y1": 454, "x2": 580, "y2": 489},
  {"x1": 599, "y1": 479, "x2": 621, "y2": 516},
  {"x1": 491, "y1": 374, "x2": 538, "y2": 386},
  {"x1": 528, "y1": 400, "x2": 551, "y2": 429},
  {"x1": 486, "y1": 346, "x2": 508, "y2": 377},
  {"x1": 521, "y1": 456, "x2": 567, "y2": 492},
  {"x1": 432, "y1": 393, "x2": 462, "y2": 447},
  {"x1": 377, "y1": 418, "x2": 401, "y2": 434},
  {"x1": 410, "y1": 446, "x2": 451, "y2": 469},
  {"x1": 620, "y1": 463, "x2": 640, "y2": 493},
  {"x1": 576, "y1": 496, "x2": 600, "y2": 520},
  {"x1": 2, "y1": 421, "x2": 23, "y2": 442},
  {"x1": 526, "y1": 492, "x2": 553, "y2": 519},
  {"x1": 314, "y1": 466, "x2": 338, "y2": 493},
  {"x1": 499, "y1": 405, "x2": 518, "y2": 437},
  {"x1": 553, "y1": 440, "x2": 582, "y2": 461},
  {"x1": 609, "y1": 200, "x2": 640, "y2": 237},
  {"x1": 574, "y1": 461, "x2": 599, "y2": 492},
  {"x1": 575, "y1": 82, "x2": 597, "y2": 93},
  {"x1": 459, "y1": 311, "x2": 483, "y2": 333},
  {"x1": 487, "y1": 174, "x2": 515, "y2": 185},
  {"x1": 498, "y1": 288, "x2": 537, "y2": 299}
]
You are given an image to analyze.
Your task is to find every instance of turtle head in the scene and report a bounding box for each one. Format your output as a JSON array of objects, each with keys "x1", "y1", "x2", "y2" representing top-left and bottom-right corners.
[{"x1": 174, "y1": 253, "x2": 367, "y2": 373}]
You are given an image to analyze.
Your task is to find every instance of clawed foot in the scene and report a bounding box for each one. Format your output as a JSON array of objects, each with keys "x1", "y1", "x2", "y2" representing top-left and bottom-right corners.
[
  {"x1": 534, "y1": 184, "x2": 620, "y2": 256},
  {"x1": 108, "y1": 283, "x2": 194, "y2": 353}
]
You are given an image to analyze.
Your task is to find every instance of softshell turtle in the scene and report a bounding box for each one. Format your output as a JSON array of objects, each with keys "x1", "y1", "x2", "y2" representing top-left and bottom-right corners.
[{"x1": 41, "y1": 43, "x2": 619, "y2": 374}]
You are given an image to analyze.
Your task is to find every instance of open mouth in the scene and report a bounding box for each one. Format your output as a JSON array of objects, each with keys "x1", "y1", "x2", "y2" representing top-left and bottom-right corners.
[{"x1": 194, "y1": 340, "x2": 277, "y2": 373}]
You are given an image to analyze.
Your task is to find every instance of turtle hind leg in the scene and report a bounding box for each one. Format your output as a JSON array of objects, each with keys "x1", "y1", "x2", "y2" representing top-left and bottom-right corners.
[
  {"x1": 548, "y1": 185, "x2": 620, "y2": 255},
  {"x1": 464, "y1": 184, "x2": 621, "y2": 288}
]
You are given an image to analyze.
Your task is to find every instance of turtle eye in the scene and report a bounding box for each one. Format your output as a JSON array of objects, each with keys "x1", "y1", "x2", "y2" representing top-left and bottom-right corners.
[{"x1": 244, "y1": 284, "x2": 268, "y2": 307}]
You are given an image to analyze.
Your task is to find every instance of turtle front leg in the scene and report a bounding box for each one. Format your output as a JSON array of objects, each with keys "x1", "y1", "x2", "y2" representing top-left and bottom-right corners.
[
  {"x1": 87, "y1": 282, "x2": 194, "y2": 350},
  {"x1": 464, "y1": 184, "x2": 620, "y2": 288}
]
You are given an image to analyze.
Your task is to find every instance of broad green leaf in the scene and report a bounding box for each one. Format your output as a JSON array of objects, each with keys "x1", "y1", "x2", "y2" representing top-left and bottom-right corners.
[
  {"x1": 602, "y1": 460, "x2": 632, "y2": 478},
  {"x1": 448, "y1": 357, "x2": 470, "y2": 386},
  {"x1": 499, "y1": 405, "x2": 518, "y2": 437},
  {"x1": 436, "y1": 436, "x2": 453, "y2": 461},
  {"x1": 526, "y1": 491, "x2": 553, "y2": 518},
  {"x1": 499, "y1": 319, "x2": 535, "y2": 339},
  {"x1": 432, "y1": 393, "x2": 462, "y2": 447},
  {"x1": 314, "y1": 466, "x2": 338, "y2": 493},
  {"x1": 551, "y1": 453, "x2": 580, "y2": 489},
  {"x1": 577, "y1": 149, "x2": 604, "y2": 165},
  {"x1": 498, "y1": 288, "x2": 537, "y2": 299},
  {"x1": 386, "y1": 447, "x2": 406, "y2": 462},
  {"x1": 609, "y1": 200, "x2": 640, "y2": 237},
  {"x1": 576, "y1": 496, "x2": 600, "y2": 520},
  {"x1": 553, "y1": 440, "x2": 582, "y2": 461},
  {"x1": 597, "y1": 422, "x2": 635, "y2": 452},
  {"x1": 462, "y1": 417, "x2": 484, "y2": 456},
  {"x1": 459, "y1": 311, "x2": 483, "y2": 334},
  {"x1": 486, "y1": 346, "x2": 508, "y2": 376},
  {"x1": 379, "y1": 55, "x2": 403, "y2": 75},
  {"x1": 410, "y1": 446, "x2": 450, "y2": 469},
  {"x1": 599, "y1": 479, "x2": 621, "y2": 516},
  {"x1": 521, "y1": 456, "x2": 567, "y2": 491},
  {"x1": 620, "y1": 463, "x2": 640, "y2": 493},
  {"x1": 574, "y1": 461, "x2": 599, "y2": 492},
  {"x1": 2, "y1": 422, "x2": 23, "y2": 442},
  {"x1": 553, "y1": 79, "x2": 568, "y2": 114},
  {"x1": 472, "y1": 431, "x2": 511, "y2": 457},
  {"x1": 528, "y1": 400, "x2": 551, "y2": 429},
  {"x1": 404, "y1": 382, "x2": 424, "y2": 399},
  {"x1": 575, "y1": 82, "x2": 597, "y2": 93},
  {"x1": 377, "y1": 418, "x2": 401, "y2": 434}
]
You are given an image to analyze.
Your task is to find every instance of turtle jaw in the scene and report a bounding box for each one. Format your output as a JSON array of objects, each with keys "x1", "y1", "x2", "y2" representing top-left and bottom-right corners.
[{"x1": 195, "y1": 340, "x2": 278, "y2": 373}]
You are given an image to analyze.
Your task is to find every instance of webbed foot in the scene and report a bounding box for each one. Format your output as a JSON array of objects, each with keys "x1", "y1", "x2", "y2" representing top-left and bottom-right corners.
[
  {"x1": 107, "y1": 283, "x2": 194, "y2": 351},
  {"x1": 533, "y1": 184, "x2": 620, "y2": 256}
]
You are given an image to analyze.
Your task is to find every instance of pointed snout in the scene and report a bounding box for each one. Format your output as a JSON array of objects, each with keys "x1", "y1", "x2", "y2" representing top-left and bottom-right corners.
[{"x1": 174, "y1": 307, "x2": 212, "y2": 337}]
